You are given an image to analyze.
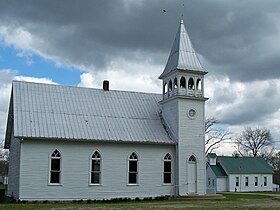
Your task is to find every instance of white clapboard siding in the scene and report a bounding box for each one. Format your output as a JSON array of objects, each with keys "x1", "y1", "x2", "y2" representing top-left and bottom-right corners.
[
  {"x1": 19, "y1": 140, "x2": 175, "y2": 200},
  {"x1": 228, "y1": 174, "x2": 273, "y2": 192},
  {"x1": 7, "y1": 136, "x2": 21, "y2": 198}
]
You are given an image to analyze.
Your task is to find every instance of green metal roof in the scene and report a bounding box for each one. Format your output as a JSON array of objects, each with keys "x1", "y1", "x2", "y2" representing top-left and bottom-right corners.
[
  {"x1": 218, "y1": 156, "x2": 273, "y2": 174},
  {"x1": 210, "y1": 163, "x2": 227, "y2": 177}
]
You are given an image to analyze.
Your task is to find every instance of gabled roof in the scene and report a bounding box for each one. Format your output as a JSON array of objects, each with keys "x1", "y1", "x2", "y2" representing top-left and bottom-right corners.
[
  {"x1": 218, "y1": 156, "x2": 273, "y2": 174},
  {"x1": 5, "y1": 81, "x2": 174, "y2": 148},
  {"x1": 159, "y1": 19, "x2": 206, "y2": 79},
  {"x1": 208, "y1": 153, "x2": 217, "y2": 158},
  {"x1": 210, "y1": 163, "x2": 227, "y2": 177}
]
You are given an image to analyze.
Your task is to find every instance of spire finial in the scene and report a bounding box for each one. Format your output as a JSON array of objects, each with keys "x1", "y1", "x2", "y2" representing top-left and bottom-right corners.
[{"x1": 181, "y1": 3, "x2": 184, "y2": 19}]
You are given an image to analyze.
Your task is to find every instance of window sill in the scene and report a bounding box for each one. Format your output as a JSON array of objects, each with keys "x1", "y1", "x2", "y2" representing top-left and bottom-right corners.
[
  {"x1": 89, "y1": 184, "x2": 102, "y2": 186},
  {"x1": 127, "y1": 184, "x2": 139, "y2": 186},
  {"x1": 48, "y1": 183, "x2": 62, "y2": 186},
  {"x1": 162, "y1": 183, "x2": 173, "y2": 186}
]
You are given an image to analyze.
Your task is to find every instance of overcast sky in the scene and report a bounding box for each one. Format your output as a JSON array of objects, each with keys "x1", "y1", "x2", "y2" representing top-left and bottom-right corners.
[{"x1": 1, "y1": 0, "x2": 280, "y2": 155}]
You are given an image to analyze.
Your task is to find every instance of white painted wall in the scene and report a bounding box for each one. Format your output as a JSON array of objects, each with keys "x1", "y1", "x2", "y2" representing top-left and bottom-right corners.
[
  {"x1": 216, "y1": 177, "x2": 228, "y2": 192},
  {"x1": 206, "y1": 164, "x2": 216, "y2": 194},
  {"x1": 162, "y1": 96, "x2": 206, "y2": 196},
  {"x1": 178, "y1": 98, "x2": 206, "y2": 195},
  {"x1": 7, "y1": 135, "x2": 21, "y2": 199},
  {"x1": 228, "y1": 174, "x2": 273, "y2": 192},
  {"x1": 19, "y1": 140, "x2": 176, "y2": 200},
  {"x1": 161, "y1": 99, "x2": 178, "y2": 140}
]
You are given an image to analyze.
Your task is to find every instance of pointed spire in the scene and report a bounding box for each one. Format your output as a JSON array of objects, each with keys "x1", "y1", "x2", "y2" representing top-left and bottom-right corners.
[{"x1": 159, "y1": 19, "x2": 205, "y2": 79}]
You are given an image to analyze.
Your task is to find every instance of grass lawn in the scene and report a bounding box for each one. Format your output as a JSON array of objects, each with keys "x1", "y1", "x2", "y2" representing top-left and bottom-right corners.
[{"x1": 0, "y1": 193, "x2": 279, "y2": 210}]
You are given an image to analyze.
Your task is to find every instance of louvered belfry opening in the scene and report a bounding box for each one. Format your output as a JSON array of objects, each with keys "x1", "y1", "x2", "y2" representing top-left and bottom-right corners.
[{"x1": 103, "y1": 80, "x2": 109, "y2": 91}]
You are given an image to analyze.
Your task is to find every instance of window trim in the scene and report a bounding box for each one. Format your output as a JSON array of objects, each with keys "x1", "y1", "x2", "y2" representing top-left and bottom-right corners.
[
  {"x1": 49, "y1": 149, "x2": 62, "y2": 186},
  {"x1": 264, "y1": 176, "x2": 267, "y2": 187},
  {"x1": 89, "y1": 150, "x2": 102, "y2": 186},
  {"x1": 255, "y1": 177, "x2": 258, "y2": 186},
  {"x1": 163, "y1": 153, "x2": 172, "y2": 185},
  {"x1": 127, "y1": 152, "x2": 139, "y2": 185},
  {"x1": 245, "y1": 176, "x2": 249, "y2": 187},
  {"x1": 235, "y1": 177, "x2": 239, "y2": 187}
]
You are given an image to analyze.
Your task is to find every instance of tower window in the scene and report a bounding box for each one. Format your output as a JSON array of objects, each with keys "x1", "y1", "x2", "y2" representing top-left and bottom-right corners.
[
  {"x1": 50, "y1": 149, "x2": 61, "y2": 184},
  {"x1": 163, "y1": 82, "x2": 167, "y2": 94},
  {"x1": 188, "y1": 78, "x2": 194, "y2": 89},
  {"x1": 168, "y1": 80, "x2": 172, "y2": 91},
  {"x1": 163, "y1": 153, "x2": 172, "y2": 184},
  {"x1": 128, "y1": 152, "x2": 138, "y2": 184},
  {"x1": 174, "y1": 78, "x2": 178, "y2": 89},
  {"x1": 196, "y1": 79, "x2": 202, "y2": 90},
  {"x1": 180, "y1": 77, "x2": 186, "y2": 88}
]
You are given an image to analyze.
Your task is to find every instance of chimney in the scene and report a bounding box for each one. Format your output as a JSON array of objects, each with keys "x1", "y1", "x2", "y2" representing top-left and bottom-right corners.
[{"x1": 103, "y1": 80, "x2": 109, "y2": 91}]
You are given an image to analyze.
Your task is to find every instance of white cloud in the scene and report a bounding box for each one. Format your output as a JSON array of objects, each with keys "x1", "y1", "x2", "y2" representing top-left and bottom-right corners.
[
  {"x1": 205, "y1": 75, "x2": 280, "y2": 155},
  {"x1": 0, "y1": 26, "x2": 34, "y2": 50},
  {"x1": 79, "y1": 58, "x2": 162, "y2": 93},
  {"x1": 14, "y1": 76, "x2": 57, "y2": 85}
]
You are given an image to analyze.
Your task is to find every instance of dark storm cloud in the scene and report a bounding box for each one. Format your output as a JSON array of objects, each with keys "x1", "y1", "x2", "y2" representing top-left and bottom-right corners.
[{"x1": 1, "y1": 0, "x2": 280, "y2": 80}]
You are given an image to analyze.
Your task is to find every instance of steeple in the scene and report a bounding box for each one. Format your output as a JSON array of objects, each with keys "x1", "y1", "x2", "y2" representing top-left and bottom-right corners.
[
  {"x1": 159, "y1": 19, "x2": 208, "y2": 196},
  {"x1": 159, "y1": 19, "x2": 206, "y2": 79},
  {"x1": 159, "y1": 19, "x2": 208, "y2": 100}
]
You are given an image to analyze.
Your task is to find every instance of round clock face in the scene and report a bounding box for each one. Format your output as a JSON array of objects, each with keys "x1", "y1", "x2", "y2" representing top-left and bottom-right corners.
[{"x1": 188, "y1": 109, "x2": 196, "y2": 119}]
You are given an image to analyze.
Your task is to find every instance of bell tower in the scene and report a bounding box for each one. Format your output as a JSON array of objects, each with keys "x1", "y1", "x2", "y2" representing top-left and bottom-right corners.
[{"x1": 159, "y1": 20, "x2": 208, "y2": 195}]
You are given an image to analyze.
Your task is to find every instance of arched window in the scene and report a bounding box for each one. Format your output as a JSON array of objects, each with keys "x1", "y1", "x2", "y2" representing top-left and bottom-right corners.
[
  {"x1": 163, "y1": 153, "x2": 172, "y2": 184},
  {"x1": 180, "y1": 77, "x2": 186, "y2": 88},
  {"x1": 91, "y1": 151, "x2": 101, "y2": 184},
  {"x1": 188, "y1": 78, "x2": 194, "y2": 89},
  {"x1": 189, "y1": 155, "x2": 196, "y2": 162},
  {"x1": 50, "y1": 149, "x2": 61, "y2": 184},
  {"x1": 196, "y1": 79, "x2": 202, "y2": 90},
  {"x1": 168, "y1": 80, "x2": 173, "y2": 92},
  {"x1": 163, "y1": 82, "x2": 167, "y2": 94},
  {"x1": 128, "y1": 152, "x2": 138, "y2": 184},
  {"x1": 174, "y1": 78, "x2": 178, "y2": 89}
]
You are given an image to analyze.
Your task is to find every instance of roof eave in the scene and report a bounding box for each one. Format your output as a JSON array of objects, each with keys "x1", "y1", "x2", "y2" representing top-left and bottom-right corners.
[
  {"x1": 159, "y1": 67, "x2": 207, "y2": 79},
  {"x1": 14, "y1": 136, "x2": 176, "y2": 145},
  {"x1": 4, "y1": 88, "x2": 14, "y2": 149}
]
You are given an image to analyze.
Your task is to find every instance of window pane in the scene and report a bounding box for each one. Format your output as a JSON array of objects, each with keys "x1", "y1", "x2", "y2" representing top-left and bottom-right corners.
[
  {"x1": 91, "y1": 172, "x2": 100, "y2": 184},
  {"x1": 129, "y1": 172, "x2": 137, "y2": 184},
  {"x1": 129, "y1": 161, "x2": 137, "y2": 172},
  {"x1": 51, "y1": 159, "x2": 60, "y2": 170},
  {"x1": 50, "y1": 171, "x2": 60, "y2": 183},
  {"x1": 164, "y1": 161, "x2": 171, "y2": 172},
  {"x1": 164, "y1": 173, "x2": 171, "y2": 184},
  {"x1": 92, "y1": 151, "x2": 101, "y2": 158},
  {"x1": 92, "y1": 160, "x2": 100, "y2": 171}
]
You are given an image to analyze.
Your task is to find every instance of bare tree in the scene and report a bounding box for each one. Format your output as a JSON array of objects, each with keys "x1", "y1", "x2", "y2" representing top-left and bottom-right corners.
[
  {"x1": 0, "y1": 140, "x2": 9, "y2": 160},
  {"x1": 235, "y1": 127, "x2": 273, "y2": 157},
  {"x1": 205, "y1": 117, "x2": 232, "y2": 154}
]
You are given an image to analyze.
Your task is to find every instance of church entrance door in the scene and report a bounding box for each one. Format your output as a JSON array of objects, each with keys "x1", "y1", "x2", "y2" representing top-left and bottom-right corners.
[{"x1": 187, "y1": 155, "x2": 197, "y2": 194}]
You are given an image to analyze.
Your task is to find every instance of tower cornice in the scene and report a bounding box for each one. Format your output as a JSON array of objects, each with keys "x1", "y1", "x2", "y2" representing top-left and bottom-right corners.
[
  {"x1": 159, "y1": 68, "x2": 207, "y2": 80},
  {"x1": 159, "y1": 95, "x2": 209, "y2": 105}
]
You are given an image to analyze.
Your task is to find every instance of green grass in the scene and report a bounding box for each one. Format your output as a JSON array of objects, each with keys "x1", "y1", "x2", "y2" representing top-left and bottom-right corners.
[{"x1": 0, "y1": 193, "x2": 279, "y2": 210}]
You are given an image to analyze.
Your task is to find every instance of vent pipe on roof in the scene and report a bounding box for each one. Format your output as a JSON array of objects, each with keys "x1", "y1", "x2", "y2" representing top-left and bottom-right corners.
[{"x1": 103, "y1": 80, "x2": 109, "y2": 91}]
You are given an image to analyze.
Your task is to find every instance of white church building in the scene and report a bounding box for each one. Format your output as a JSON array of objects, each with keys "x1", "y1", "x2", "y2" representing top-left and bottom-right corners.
[{"x1": 4, "y1": 20, "x2": 208, "y2": 201}]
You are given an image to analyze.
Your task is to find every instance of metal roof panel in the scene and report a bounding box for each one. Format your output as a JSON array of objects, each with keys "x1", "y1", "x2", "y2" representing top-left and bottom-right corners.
[
  {"x1": 12, "y1": 81, "x2": 174, "y2": 144},
  {"x1": 159, "y1": 19, "x2": 206, "y2": 79}
]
